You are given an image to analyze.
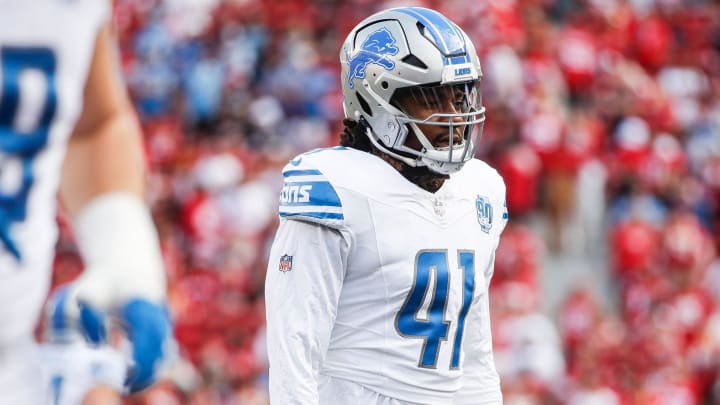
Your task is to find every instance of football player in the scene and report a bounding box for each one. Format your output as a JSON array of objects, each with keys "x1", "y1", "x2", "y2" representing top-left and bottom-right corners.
[
  {"x1": 265, "y1": 7, "x2": 508, "y2": 404},
  {"x1": 0, "y1": 1, "x2": 172, "y2": 403}
]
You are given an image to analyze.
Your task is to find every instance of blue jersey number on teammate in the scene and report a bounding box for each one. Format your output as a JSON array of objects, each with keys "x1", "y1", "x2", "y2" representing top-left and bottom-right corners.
[
  {"x1": 396, "y1": 250, "x2": 475, "y2": 369},
  {"x1": 0, "y1": 47, "x2": 57, "y2": 259}
]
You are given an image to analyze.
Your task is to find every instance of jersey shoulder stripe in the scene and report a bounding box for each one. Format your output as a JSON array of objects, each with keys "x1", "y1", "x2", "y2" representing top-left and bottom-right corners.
[
  {"x1": 277, "y1": 146, "x2": 397, "y2": 227},
  {"x1": 279, "y1": 165, "x2": 344, "y2": 224}
]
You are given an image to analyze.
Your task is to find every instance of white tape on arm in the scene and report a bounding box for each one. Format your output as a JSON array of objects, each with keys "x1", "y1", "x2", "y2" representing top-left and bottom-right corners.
[{"x1": 73, "y1": 192, "x2": 166, "y2": 310}]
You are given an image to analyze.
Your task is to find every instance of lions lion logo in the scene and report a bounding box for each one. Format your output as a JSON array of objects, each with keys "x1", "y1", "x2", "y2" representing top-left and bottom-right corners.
[{"x1": 347, "y1": 28, "x2": 399, "y2": 89}]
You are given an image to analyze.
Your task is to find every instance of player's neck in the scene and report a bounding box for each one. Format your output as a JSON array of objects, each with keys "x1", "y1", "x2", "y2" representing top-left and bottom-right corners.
[{"x1": 374, "y1": 151, "x2": 448, "y2": 193}]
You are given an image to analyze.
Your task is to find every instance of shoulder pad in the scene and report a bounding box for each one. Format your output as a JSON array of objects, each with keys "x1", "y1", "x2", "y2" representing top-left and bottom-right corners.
[{"x1": 278, "y1": 157, "x2": 344, "y2": 229}]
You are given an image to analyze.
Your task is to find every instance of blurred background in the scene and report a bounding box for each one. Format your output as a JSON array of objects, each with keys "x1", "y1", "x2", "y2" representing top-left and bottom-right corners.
[{"x1": 49, "y1": 0, "x2": 720, "y2": 403}]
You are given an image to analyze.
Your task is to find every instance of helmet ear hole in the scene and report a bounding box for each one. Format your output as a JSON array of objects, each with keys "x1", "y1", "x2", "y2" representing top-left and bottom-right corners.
[{"x1": 356, "y1": 92, "x2": 373, "y2": 116}]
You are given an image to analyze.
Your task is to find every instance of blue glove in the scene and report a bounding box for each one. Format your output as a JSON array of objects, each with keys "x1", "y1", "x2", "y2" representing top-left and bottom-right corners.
[
  {"x1": 46, "y1": 284, "x2": 175, "y2": 393},
  {"x1": 119, "y1": 299, "x2": 173, "y2": 393},
  {"x1": 47, "y1": 285, "x2": 107, "y2": 344}
]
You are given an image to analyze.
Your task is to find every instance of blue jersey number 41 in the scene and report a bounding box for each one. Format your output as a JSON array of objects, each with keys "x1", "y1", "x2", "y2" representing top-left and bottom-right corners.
[
  {"x1": 0, "y1": 47, "x2": 57, "y2": 260},
  {"x1": 395, "y1": 250, "x2": 476, "y2": 370}
]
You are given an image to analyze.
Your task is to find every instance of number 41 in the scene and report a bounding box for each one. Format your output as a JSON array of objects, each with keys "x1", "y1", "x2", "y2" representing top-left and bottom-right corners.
[{"x1": 395, "y1": 250, "x2": 476, "y2": 370}]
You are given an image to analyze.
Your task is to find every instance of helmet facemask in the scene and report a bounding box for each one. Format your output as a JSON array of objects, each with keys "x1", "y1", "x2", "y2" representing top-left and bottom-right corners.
[{"x1": 387, "y1": 80, "x2": 485, "y2": 174}]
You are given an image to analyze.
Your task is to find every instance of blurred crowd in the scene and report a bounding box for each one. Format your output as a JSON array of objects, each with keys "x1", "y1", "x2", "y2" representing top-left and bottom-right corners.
[{"x1": 48, "y1": 0, "x2": 720, "y2": 403}]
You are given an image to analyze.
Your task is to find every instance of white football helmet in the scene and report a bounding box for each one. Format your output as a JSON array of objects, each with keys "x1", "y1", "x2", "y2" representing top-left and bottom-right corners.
[{"x1": 340, "y1": 7, "x2": 485, "y2": 174}]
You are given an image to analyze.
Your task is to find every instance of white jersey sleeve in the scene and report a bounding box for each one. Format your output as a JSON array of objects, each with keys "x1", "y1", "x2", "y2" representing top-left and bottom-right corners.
[{"x1": 265, "y1": 213, "x2": 350, "y2": 403}]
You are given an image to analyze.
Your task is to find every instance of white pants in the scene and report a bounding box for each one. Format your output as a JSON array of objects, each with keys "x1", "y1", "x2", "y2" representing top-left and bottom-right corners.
[{"x1": 0, "y1": 339, "x2": 43, "y2": 405}]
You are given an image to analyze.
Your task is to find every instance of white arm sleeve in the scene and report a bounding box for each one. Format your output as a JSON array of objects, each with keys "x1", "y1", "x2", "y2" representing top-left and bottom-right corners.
[
  {"x1": 265, "y1": 218, "x2": 349, "y2": 405},
  {"x1": 72, "y1": 193, "x2": 166, "y2": 311},
  {"x1": 454, "y1": 248, "x2": 503, "y2": 405}
]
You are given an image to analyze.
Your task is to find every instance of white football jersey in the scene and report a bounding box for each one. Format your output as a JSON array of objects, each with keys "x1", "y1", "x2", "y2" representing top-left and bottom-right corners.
[
  {"x1": 266, "y1": 147, "x2": 507, "y2": 404},
  {"x1": 0, "y1": 0, "x2": 109, "y2": 403}
]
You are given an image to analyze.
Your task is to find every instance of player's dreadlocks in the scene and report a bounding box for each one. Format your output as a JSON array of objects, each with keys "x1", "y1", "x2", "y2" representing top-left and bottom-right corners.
[
  {"x1": 338, "y1": 118, "x2": 448, "y2": 193},
  {"x1": 338, "y1": 118, "x2": 372, "y2": 151}
]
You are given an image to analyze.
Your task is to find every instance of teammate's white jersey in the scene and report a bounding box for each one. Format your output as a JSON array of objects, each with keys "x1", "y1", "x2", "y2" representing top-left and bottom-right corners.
[
  {"x1": 40, "y1": 341, "x2": 127, "y2": 405},
  {"x1": 266, "y1": 147, "x2": 508, "y2": 404},
  {"x1": 0, "y1": 1, "x2": 109, "y2": 403}
]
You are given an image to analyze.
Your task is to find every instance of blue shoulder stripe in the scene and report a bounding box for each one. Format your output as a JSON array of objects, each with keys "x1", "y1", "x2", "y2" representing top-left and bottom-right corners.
[
  {"x1": 280, "y1": 181, "x2": 341, "y2": 208},
  {"x1": 279, "y1": 168, "x2": 344, "y2": 221},
  {"x1": 280, "y1": 211, "x2": 344, "y2": 220},
  {"x1": 283, "y1": 169, "x2": 322, "y2": 177}
]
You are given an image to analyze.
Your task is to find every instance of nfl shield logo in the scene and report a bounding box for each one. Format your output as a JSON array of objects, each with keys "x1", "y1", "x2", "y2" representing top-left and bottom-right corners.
[
  {"x1": 476, "y1": 196, "x2": 493, "y2": 234},
  {"x1": 279, "y1": 254, "x2": 293, "y2": 272}
]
